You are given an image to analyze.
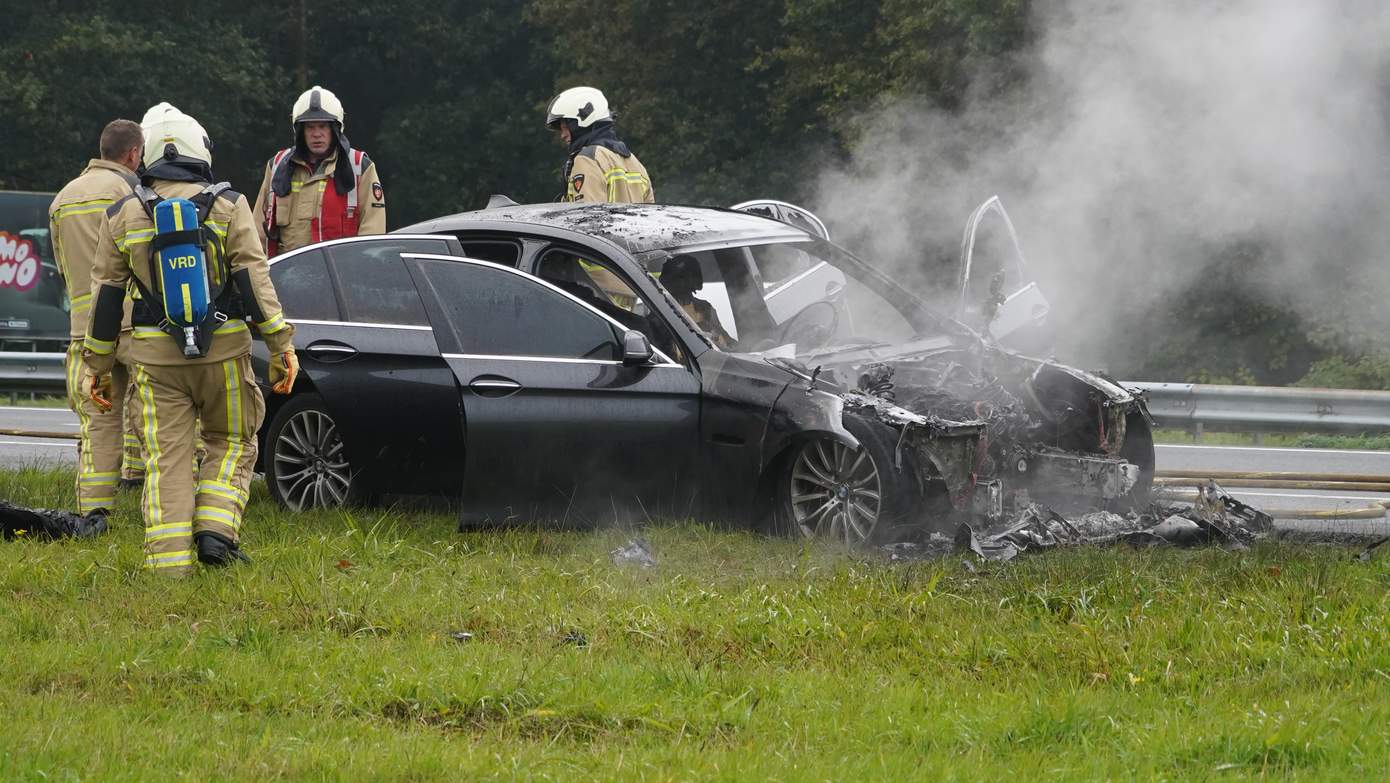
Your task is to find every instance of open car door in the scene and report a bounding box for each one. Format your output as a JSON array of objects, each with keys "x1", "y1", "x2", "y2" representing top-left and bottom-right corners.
[{"x1": 956, "y1": 196, "x2": 1052, "y2": 354}]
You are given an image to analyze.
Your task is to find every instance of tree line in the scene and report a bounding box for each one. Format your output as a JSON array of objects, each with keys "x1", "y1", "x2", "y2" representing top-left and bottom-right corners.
[{"x1": 4, "y1": 0, "x2": 1383, "y2": 388}]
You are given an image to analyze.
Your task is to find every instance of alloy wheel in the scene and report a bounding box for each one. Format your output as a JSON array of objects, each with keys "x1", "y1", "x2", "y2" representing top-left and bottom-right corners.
[
  {"x1": 788, "y1": 439, "x2": 882, "y2": 544},
  {"x1": 273, "y1": 409, "x2": 352, "y2": 511}
]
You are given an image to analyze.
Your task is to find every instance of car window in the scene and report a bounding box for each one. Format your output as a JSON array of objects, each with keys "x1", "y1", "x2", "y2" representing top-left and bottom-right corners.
[
  {"x1": 328, "y1": 239, "x2": 447, "y2": 325},
  {"x1": 655, "y1": 241, "x2": 915, "y2": 354},
  {"x1": 269, "y1": 248, "x2": 340, "y2": 321},
  {"x1": 456, "y1": 239, "x2": 522, "y2": 266},
  {"x1": 413, "y1": 259, "x2": 621, "y2": 361},
  {"x1": 537, "y1": 248, "x2": 686, "y2": 362}
]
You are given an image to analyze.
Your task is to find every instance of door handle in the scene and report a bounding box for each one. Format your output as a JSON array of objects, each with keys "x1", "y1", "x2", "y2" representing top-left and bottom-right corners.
[
  {"x1": 468, "y1": 376, "x2": 522, "y2": 398},
  {"x1": 305, "y1": 341, "x2": 357, "y2": 362}
]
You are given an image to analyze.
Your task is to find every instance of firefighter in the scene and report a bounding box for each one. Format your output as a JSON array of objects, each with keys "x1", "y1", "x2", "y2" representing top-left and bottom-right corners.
[
  {"x1": 253, "y1": 85, "x2": 385, "y2": 256},
  {"x1": 661, "y1": 255, "x2": 732, "y2": 348},
  {"x1": 83, "y1": 103, "x2": 298, "y2": 576},
  {"x1": 546, "y1": 87, "x2": 654, "y2": 204},
  {"x1": 49, "y1": 119, "x2": 145, "y2": 523}
]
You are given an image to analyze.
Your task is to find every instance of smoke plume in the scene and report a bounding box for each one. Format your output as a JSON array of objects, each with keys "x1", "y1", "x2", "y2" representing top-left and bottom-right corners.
[{"x1": 813, "y1": 0, "x2": 1390, "y2": 378}]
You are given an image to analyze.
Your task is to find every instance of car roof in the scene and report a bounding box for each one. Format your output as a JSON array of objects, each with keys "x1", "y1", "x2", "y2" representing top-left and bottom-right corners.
[{"x1": 400, "y1": 202, "x2": 812, "y2": 255}]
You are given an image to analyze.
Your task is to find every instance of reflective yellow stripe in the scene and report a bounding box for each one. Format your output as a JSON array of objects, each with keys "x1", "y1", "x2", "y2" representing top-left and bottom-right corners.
[
  {"x1": 206, "y1": 220, "x2": 228, "y2": 238},
  {"x1": 133, "y1": 327, "x2": 164, "y2": 340},
  {"x1": 197, "y1": 480, "x2": 247, "y2": 504},
  {"x1": 215, "y1": 320, "x2": 249, "y2": 335},
  {"x1": 218, "y1": 359, "x2": 242, "y2": 485},
  {"x1": 78, "y1": 472, "x2": 118, "y2": 485},
  {"x1": 115, "y1": 229, "x2": 155, "y2": 252},
  {"x1": 144, "y1": 550, "x2": 194, "y2": 569},
  {"x1": 172, "y1": 202, "x2": 185, "y2": 231},
  {"x1": 66, "y1": 346, "x2": 94, "y2": 474},
  {"x1": 180, "y1": 283, "x2": 193, "y2": 323},
  {"x1": 54, "y1": 198, "x2": 115, "y2": 221},
  {"x1": 136, "y1": 366, "x2": 163, "y2": 527},
  {"x1": 78, "y1": 498, "x2": 115, "y2": 513},
  {"x1": 145, "y1": 522, "x2": 193, "y2": 543},
  {"x1": 55, "y1": 204, "x2": 112, "y2": 221},
  {"x1": 194, "y1": 506, "x2": 239, "y2": 530},
  {"x1": 257, "y1": 312, "x2": 288, "y2": 335},
  {"x1": 84, "y1": 336, "x2": 115, "y2": 355}
]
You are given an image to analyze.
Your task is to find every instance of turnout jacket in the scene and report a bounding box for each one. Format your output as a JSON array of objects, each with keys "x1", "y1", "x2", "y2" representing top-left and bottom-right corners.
[
  {"x1": 48, "y1": 159, "x2": 138, "y2": 339},
  {"x1": 252, "y1": 147, "x2": 385, "y2": 255},
  {"x1": 563, "y1": 124, "x2": 654, "y2": 204},
  {"x1": 83, "y1": 178, "x2": 295, "y2": 370}
]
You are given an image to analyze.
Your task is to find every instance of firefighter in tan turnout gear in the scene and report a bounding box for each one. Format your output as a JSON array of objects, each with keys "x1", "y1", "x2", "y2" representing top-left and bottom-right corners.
[
  {"x1": 83, "y1": 103, "x2": 299, "y2": 575},
  {"x1": 546, "y1": 87, "x2": 654, "y2": 204},
  {"x1": 49, "y1": 119, "x2": 146, "y2": 525},
  {"x1": 253, "y1": 85, "x2": 385, "y2": 256}
]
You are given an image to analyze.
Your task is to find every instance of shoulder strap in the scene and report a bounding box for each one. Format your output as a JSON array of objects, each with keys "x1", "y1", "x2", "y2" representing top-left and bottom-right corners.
[
  {"x1": 346, "y1": 149, "x2": 366, "y2": 213},
  {"x1": 192, "y1": 182, "x2": 234, "y2": 223},
  {"x1": 266, "y1": 148, "x2": 294, "y2": 235},
  {"x1": 107, "y1": 192, "x2": 136, "y2": 217}
]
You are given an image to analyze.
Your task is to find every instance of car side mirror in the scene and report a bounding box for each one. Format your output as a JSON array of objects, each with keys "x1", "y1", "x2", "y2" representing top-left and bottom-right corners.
[{"x1": 621, "y1": 329, "x2": 655, "y2": 365}]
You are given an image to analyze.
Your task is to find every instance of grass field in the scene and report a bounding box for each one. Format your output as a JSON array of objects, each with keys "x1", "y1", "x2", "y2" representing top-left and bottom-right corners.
[
  {"x1": 1152, "y1": 428, "x2": 1390, "y2": 450},
  {"x1": 2, "y1": 466, "x2": 1389, "y2": 781}
]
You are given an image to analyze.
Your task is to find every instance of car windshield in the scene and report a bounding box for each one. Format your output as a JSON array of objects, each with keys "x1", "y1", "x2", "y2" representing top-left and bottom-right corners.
[{"x1": 647, "y1": 239, "x2": 952, "y2": 358}]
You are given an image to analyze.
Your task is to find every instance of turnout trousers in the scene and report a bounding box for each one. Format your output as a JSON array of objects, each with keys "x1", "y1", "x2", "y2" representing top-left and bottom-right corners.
[
  {"x1": 65, "y1": 342, "x2": 138, "y2": 514},
  {"x1": 132, "y1": 355, "x2": 264, "y2": 576}
]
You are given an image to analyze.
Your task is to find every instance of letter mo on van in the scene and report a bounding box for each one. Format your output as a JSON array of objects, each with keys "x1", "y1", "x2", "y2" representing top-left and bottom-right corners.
[{"x1": 0, "y1": 231, "x2": 40, "y2": 292}]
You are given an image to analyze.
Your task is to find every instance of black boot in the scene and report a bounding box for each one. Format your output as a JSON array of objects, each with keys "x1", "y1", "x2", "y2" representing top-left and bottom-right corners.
[{"x1": 194, "y1": 531, "x2": 251, "y2": 567}]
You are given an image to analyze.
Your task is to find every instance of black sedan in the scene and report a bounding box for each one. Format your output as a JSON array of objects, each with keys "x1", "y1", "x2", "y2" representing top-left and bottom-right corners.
[{"x1": 251, "y1": 204, "x2": 1154, "y2": 545}]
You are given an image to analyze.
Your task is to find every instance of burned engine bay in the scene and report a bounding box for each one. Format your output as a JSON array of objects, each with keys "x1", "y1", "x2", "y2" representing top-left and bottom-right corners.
[{"x1": 803, "y1": 341, "x2": 1154, "y2": 531}]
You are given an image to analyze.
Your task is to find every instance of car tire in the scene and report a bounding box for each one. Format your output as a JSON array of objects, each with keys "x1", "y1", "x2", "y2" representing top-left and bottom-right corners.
[
  {"x1": 776, "y1": 412, "x2": 923, "y2": 546},
  {"x1": 264, "y1": 393, "x2": 357, "y2": 511}
]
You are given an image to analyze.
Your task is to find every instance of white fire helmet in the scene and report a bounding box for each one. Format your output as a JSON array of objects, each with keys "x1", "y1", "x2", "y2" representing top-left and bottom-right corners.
[
  {"x1": 545, "y1": 86, "x2": 612, "y2": 129},
  {"x1": 292, "y1": 85, "x2": 346, "y2": 128},
  {"x1": 140, "y1": 102, "x2": 213, "y2": 168}
]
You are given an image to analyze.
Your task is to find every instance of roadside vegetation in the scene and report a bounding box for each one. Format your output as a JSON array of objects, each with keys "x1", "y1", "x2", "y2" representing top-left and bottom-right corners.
[
  {"x1": 1152, "y1": 428, "x2": 1390, "y2": 450},
  {"x1": 2, "y1": 465, "x2": 1388, "y2": 779}
]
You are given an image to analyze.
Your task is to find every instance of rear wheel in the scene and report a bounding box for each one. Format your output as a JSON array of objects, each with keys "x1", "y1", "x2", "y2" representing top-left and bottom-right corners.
[
  {"x1": 265, "y1": 393, "x2": 356, "y2": 511},
  {"x1": 778, "y1": 413, "x2": 922, "y2": 546}
]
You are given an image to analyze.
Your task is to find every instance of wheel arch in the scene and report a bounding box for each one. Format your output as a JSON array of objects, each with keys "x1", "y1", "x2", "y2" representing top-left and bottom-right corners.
[{"x1": 256, "y1": 374, "x2": 321, "y2": 472}]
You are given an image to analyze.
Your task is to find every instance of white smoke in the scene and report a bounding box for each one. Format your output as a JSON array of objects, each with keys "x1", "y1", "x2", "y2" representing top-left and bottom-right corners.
[{"x1": 813, "y1": 0, "x2": 1390, "y2": 374}]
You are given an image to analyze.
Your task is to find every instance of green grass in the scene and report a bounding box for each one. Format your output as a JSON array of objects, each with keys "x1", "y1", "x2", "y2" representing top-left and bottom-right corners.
[
  {"x1": 2, "y1": 467, "x2": 1389, "y2": 780},
  {"x1": 1154, "y1": 428, "x2": 1390, "y2": 450},
  {"x1": 0, "y1": 394, "x2": 69, "y2": 409}
]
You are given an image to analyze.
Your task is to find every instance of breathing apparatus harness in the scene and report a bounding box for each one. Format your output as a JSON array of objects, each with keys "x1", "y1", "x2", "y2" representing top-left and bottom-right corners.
[{"x1": 129, "y1": 182, "x2": 245, "y2": 358}]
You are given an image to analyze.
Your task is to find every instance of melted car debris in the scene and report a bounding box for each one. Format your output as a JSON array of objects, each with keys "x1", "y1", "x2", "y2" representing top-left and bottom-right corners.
[
  {"x1": 610, "y1": 536, "x2": 658, "y2": 568},
  {"x1": 880, "y1": 482, "x2": 1272, "y2": 562},
  {"x1": 1, "y1": 502, "x2": 108, "y2": 540}
]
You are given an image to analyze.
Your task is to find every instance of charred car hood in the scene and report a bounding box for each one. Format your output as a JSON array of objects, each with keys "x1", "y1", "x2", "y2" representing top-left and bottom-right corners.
[{"x1": 798, "y1": 335, "x2": 1137, "y2": 407}]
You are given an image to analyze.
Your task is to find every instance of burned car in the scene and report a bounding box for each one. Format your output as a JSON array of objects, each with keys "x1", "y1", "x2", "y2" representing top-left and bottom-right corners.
[{"x1": 251, "y1": 203, "x2": 1153, "y2": 545}]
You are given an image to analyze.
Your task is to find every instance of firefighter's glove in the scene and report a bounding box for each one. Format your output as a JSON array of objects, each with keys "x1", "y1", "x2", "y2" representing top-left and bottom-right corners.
[
  {"x1": 270, "y1": 350, "x2": 299, "y2": 395},
  {"x1": 84, "y1": 370, "x2": 113, "y2": 412}
]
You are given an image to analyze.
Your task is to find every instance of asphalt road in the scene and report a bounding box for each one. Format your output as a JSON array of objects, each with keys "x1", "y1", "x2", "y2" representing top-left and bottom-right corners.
[
  {"x1": 1, "y1": 407, "x2": 1386, "y2": 534},
  {"x1": 0, "y1": 406, "x2": 79, "y2": 468}
]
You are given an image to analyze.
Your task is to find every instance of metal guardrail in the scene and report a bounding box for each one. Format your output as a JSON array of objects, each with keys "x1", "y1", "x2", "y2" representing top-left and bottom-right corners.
[
  {"x1": 0, "y1": 350, "x2": 66, "y2": 394},
  {"x1": 1128, "y1": 381, "x2": 1390, "y2": 435},
  {"x1": 2, "y1": 351, "x2": 1389, "y2": 435}
]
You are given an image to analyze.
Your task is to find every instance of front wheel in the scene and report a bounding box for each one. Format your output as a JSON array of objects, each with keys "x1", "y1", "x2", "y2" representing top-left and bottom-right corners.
[
  {"x1": 265, "y1": 393, "x2": 356, "y2": 511},
  {"x1": 778, "y1": 413, "x2": 922, "y2": 546}
]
